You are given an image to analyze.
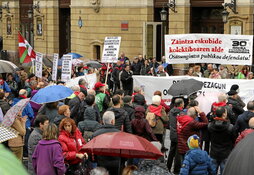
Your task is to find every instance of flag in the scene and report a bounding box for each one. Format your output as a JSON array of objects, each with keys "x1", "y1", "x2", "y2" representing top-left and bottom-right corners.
[{"x1": 18, "y1": 32, "x2": 36, "y2": 63}]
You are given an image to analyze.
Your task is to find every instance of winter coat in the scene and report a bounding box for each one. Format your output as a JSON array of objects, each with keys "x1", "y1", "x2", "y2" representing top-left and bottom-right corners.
[
  {"x1": 180, "y1": 148, "x2": 216, "y2": 175},
  {"x1": 78, "y1": 106, "x2": 102, "y2": 134},
  {"x1": 131, "y1": 115, "x2": 157, "y2": 141},
  {"x1": 95, "y1": 91, "x2": 110, "y2": 114},
  {"x1": 227, "y1": 97, "x2": 245, "y2": 117},
  {"x1": 32, "y1": 140, "x2": 66, "y2": 175},
  {"x1": 234, "y1": 111, "x2": 254, "y2": 134},
  {"x1": 112, "y1": 66, "x2": 122, "y2": 84},
  {"x1": 107, "y1": 107, "x2": 132, "y2": 133},
  {"x1": 211, "y1": 102, "x2": 236, "y2": 124},
  {"x1": 58, "y1": 129, "x2": 86, "y2": 165},
  {"x1": 28, "y1": 128, "x2": 43, "y2": 175},
  {"x1": 8, "y1": 118, "x2": 26, "y2": 147},
  {"x1": 131, "y1": 62, "x2": 141, "y2": 75},
  {"x1": 123, "y1": 104, "x2": 135, "y2": 121},
  {"x1": 169, "y1": 107, "x2": 184, "y2": 142},
  {"x1": 0, "y1": 99, "x2": 10, "y2": 115},
  {"x1": 120, "y1": 69, "x2": 133, "y2": 90},
  {"x1": 208, "y1": 119, "x2": 234, "y2": 161},
  {"x1": 68, "y1": 96, "x2": 86, "y2": 123},
  {"x1": 147, "y1": 104, "x2": 169, "y2": 135},
  {"x1": 177, "y1": 113, "x2": 208, "y2": 155},
  {"x1": 133, "y1": 94, "x2": 147, "y2": 109},
  {"x1": 140, "y1": 65, "x2": 151, "y2": 75},
  {"x1": 161, "y1": 100, "x2": 170, "y2": 113},
  {"x1": 38, "y1": 105, "x2": 58, "y2": 123},
  {"x1": 92, "y1": 124, "x2": 119, "y2": 138},
  {"x1": 132, "y1": 159, "x2": 171, "y2": 175},
  {"x1": 54, "y1": 115, "x2": 67, "y2": 127},
  {"x1": 12, "y1": 97, "x2": 34, "y2": 129},
  {"x1": 235, "y1": 128, "x2": 254, "y2": 145}
]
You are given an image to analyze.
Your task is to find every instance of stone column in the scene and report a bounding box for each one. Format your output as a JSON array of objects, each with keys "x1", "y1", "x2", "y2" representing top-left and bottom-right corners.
[
  {"x1": 33, "y1": 0, "x2": 59, "y2": 59},
  {"x1": 168, "y1": 0, "x2": 191, "y2": 75},
  {"x1": 2, "y1": 0, "x2": 20, "y2": 63}
]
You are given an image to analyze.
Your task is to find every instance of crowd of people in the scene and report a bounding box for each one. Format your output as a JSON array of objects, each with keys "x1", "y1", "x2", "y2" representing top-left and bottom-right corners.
[{"x1": 0, "y1": 52, "x2": 253, "y2": 175}]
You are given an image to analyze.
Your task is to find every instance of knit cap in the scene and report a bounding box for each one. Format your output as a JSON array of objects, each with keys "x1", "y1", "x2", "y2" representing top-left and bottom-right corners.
[{"x1": 187, "y1": 135, "x2": 200, "y2": 149}]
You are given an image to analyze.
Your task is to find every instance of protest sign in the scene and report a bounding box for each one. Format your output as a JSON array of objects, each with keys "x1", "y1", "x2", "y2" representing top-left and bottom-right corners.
[
  {"x1": 165, "y1": 34, "x2": 253, "y2": 65},
  {"x1": 61, "y1": 55, "x2": 72, "y2": 82},
  {"x1": 52, "y1": 53, "x2": 59, "y2": 81},
  {"x1": 65, "y1": 73, "x2": 97, "y2": 89},
  {"x1": 35, "y1": 52, "x2": 43, "y2": 78},
  {"x1": 101, "y1": 37, "x2": 121, "y2": 63},
  {"x1": 133, "y1": 76, "x2": 254, "y2": 113}
]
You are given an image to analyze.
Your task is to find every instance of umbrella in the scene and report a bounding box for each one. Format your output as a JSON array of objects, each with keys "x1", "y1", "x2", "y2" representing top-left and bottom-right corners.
[
  {"x1": 2, "y1": 98, "x2": 30, "y2": 127},
  {"x1": 82, "y1": 132, "x2": 163, "y2": 159},
  {"x1": 72, "y1": 59, "x2": 84, "y2": 66},
  {"x1": 0, "y1": 60, "x2": 18, "y2": 73},
  {"x1": 168, "y1": 79, "x2": 204, "y2": 97},
  {"x1": 223, "y1": 132, "x2": 254, "y2": 175},
  {"x1": 0, "y1": 124, "x2": 19, "y2": 143},
  {"x1": 86, "y1": 61, "x2": 102, "y2": 69},
  {"x1": 31, "y1": 85, "x2": 73, "y2": 104},
  {"x1": 66, "y1": 53, "x2": 83, "y2": 59}
]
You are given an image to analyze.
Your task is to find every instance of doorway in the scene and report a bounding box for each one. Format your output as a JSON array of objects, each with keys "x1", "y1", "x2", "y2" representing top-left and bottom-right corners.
[{"x1": 59, "y1": 8, "x2": 71, "y2": 57}]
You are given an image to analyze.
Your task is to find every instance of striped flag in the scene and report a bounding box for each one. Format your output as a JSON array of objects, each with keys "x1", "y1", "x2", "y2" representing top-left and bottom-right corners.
[{"x1": 18, "y1": 32, "x2": 36, "y2": 63}]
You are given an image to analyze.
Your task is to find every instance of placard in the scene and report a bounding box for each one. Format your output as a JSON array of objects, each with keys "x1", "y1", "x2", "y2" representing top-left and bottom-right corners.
[
  {"x1": 101, "y1": 37, "x2": 121, "y2": 63},
  {"x1": 35, "y1": 52, "x2": 43, "y2": 78},
  {"x1": 61, "y1": 55, "x2": 73, "y2": 82},
  {"x1": 52, "y1": 53, "x2": 59, "y2": 81}
]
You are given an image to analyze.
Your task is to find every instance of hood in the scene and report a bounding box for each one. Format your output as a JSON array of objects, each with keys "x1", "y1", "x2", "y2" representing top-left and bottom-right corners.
[
  {"x1": 38, "y1": 139, "x2": 59, "y2": 145},
  {"x1": 177, "y1": 115, "x2": 193, "y2": 132},
  {"x1": 209, "y1": 120, "x2": 230, "y2": 132},
  {"x1": 187, "y1": 149, "x2": 208, "y2": 164},
  {"x1": 84, "y1": 106, "x2": 97, "y2": 121},
  {"x1": 212, "y1": 102, "x2": 226, "y2": 108},
  {"x1": 149, "y1": 105, "x2": 163, "y2": 117},
  {"x1": 109, "y1": 107, "x2": 126, "y2": 119},
  {"x1": 243, "y1": 111, "x2": 254, "y2": 122}
]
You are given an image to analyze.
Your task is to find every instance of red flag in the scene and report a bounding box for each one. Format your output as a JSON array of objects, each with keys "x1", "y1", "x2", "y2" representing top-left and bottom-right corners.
[{"x1": 18, "y1": 32, "x2": 36, "y2": 63}]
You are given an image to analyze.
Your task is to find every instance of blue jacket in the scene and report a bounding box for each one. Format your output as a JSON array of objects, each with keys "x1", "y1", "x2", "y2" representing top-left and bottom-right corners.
[
  {"x1": 12, "y1": 98, "x2": 34, "y2": 129},
  {"x1": 180, "y1": 148, "x2": 216, "y2": 175},
  {"x1": 0, "y1": 81, "x2": 11, "y2": 93}
]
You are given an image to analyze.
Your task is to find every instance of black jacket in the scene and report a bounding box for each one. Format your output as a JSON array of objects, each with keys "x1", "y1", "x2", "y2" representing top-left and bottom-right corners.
[
  {"x1": 234, "y1": 111, "x2": 254, "y2": 134},
  {"x1": 123, "y1": 104, "x2": 135, "y2": 121},
  {"x1": 111, "y1": 66, "x2": 122, "y2": 84},
  {"x1": 92, "y1": 124, "x2": 119, "y2": 138},
  {"x1": 169, "y1": 107, "x2": 183, "y2": 142},
  {"x1": 131, "y1": 62, "x2": 141, "y2": 75},
  {"x1": 108, "y1": 107, "x2": 132, "y2": 133},
  {"x1": 0, "y1": 99, "x2": 10, "y2": 115},
  {"x1": 53, "y1": 115, "x2": 66, "y2": 127},
  {"x1": 120, "y1": 70, "x2": 133, "y2": 90},
  {"x1": 68, "y1": 96, "x2": 86, "y2": 123},
  {"x1": 140, "y1": 65, "x2": 151, "y2": 75},
  {"x1": 133, "y1": 94, "x2": 147, "y2": 110},
  {"x1": 227, "y1": 97, "x2": 245, "y2": 117},
  {"x1": 208, "y1": 119, "x2": 235, "y2": 161}
]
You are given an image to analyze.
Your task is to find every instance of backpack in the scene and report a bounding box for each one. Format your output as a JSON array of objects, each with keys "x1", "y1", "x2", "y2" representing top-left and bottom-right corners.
[{"x1": 146, "y1": 112, "x2": 157, "y2": 128}]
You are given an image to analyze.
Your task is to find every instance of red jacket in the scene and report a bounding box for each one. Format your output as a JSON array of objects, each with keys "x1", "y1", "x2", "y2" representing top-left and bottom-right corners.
[
  {"x1": 235, "y1": 129, "x2": 254, "y2": 145},
  {"x1": 58, "y1": 128, "x2": 86, "y2": 165},
  {"x1": 177, "y1": 112, "x2": 208, "y2": 154},
  {"x1": 161, "y1": 100, "x2": 170, "y2": 113}
]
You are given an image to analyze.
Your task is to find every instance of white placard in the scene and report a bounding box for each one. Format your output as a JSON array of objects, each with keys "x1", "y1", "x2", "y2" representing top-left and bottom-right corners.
[
  {"x1": 101, "y1": 36, "x2": 121, "y2": 63},
  {"x1": 65, "y1": 73, "x2": 97, "y2": 89},
  {"x1": 35, "y1": 52, "x2": 43, "y2": 78},
  {"x1": 165, "y1": 34, "x2": 253, "y2": 65},
  {"x1": 52, "y1": 53, "x2": 59, "y2": 81},
  {"x1": 61, "y1": 55, "x2": 73, "y2": 82}
]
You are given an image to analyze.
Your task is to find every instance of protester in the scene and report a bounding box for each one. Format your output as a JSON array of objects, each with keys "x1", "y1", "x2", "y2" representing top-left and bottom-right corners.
[
  {"x1": 161, "y1": 56, "x2": 174, "y2": 76},
  {"x1": 140, "y1": 59, "x2": 151, "y2": 75},
  {"x1": 131, "y1": 57, "x2": 141, "y2": 75},
  {"x1": 209, "y1": 68, "x2": 221, "y2": 79},
  {"x1": 186, "y1": 67, "x2": 194, "y2": 76},
  {"x1": 179, "y1": 135, "x2": 216, "y2": 175},
  {"x1": 38, "y1": 102, "x2": 58, "y2": 123},
  {"x1": 32, "y1": 123, "x2": 66, "y2": 175},
  {"x1": 246, "y1": 72, "x2": 253, "y2": 79},
  {"x1": 28, "y1": 115, "x2": 49, "y2": 175},
  {"x1": 219, "y1": 65, "x2": 228, "y2": 79},
  {"x1": 94, "y1": 82, "x2": 109, "y2": 115},
  {"x1": 147, "y1": 95, "x2": 169, "y2": 143},
  {"x1": 53, "y1": 105, "x2": 71, "y2": 127},
  {"x1": 235, "y1": 117, "x2": 254, "y2": 145},
  {"x1": 6, "y1": 73, "x2": 18, "y2": 97},
  {"x1": 58, "y1": 118, "x2": 88, "y2": 175},
  {"x1": 230, "y1": 84, "x2": 246, "y2": 108},
  {"x1": 120, "y1": 65, "x2": 133, "y2": 96},
  {"x1": 157, "y1": 65, "x2": 169, "y2": 77},
  {"x1": 208, "y1": 107, "x2": 235, "y2": 174},
  {"x1": 0, "y1": 90, "x2": 10, "y2": 115},
  {"x1": 203, "y1": 63, "x2": 213, "y2": 78},
  {"x1": 227, "y1": 90, "x2": 245, "y2": 117},
  {"x1": 193, "y1": 65, "x2": 202, "y2": 77},
  {"x1": 153, "y1": 90, "x2": 170, "y2": 113},
  {"x1": 122, "y1": 95, "x2": 135, "y2": 121}
]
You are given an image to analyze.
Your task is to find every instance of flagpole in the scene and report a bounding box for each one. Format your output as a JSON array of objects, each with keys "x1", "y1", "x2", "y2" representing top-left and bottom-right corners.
[{"x1": 104, "y1": 63, "x2": 110, "y2": 93}]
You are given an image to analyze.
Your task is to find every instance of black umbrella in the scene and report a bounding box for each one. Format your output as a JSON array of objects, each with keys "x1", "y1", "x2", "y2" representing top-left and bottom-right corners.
[
  {"x1": 0, "y1": 60, "x2": 18, "y2": 73},
  {"x1": 168, "y1": 79, "x2": 204, "y2": 97},
  {"x1": 223, "y1": 132, "x2": 254, "y2": 175},
  {"x1": 86, "y1": 61, "x2": 102, "y2": 69}
]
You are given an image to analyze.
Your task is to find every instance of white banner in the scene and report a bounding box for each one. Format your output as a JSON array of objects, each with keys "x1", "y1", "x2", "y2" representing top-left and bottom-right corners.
[
  {"x1": 61, "y1": 55, "x2": 73, "y2": 82},
  {"x1": 133, "y1": 76, "x2": 254, "y2": 114},
  {"x1": 52, "y1": 53, "x2": 59, "y2": 81},
  {"x1": 65, "y1": 73, "x2": 97, "y2": 89},
  {"x1": 102, "y1": 36, "x2": 121, "y2": 63},
  {"x1": 35, "y1": 52, "x2": 43, "y2": 78},
  {"x1": 165, "y1": 34, "x2": 253, "y2": 65}
]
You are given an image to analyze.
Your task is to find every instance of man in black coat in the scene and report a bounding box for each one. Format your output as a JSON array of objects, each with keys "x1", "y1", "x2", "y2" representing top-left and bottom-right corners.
[
  {"x1": 122, "y1": 95, "x2": 135, "y2": 121},
  {"x1": 120, "y1": 65, "x2": 133, "y2": 96},
  {"x1": 234, "y1": 101, "x2": 254, "y2": 134},
  {"x1": 208, "y1": 106, "x2": 235, "y2": 174},
  {"x1": 111, "y1": 60, "x2": 122, "y2": 93},
  {"x1": 107, "y1": 95, "x2": 132, "y2": 133},
  {"x1": 0, "y1": 91, "x2": 10, "y2": 115},
  {"x1": 227, "y1": 90, "x2": 245, "y2": 118},
  {"x1": 131, "y1": 57, "x2": 141, "y2": 75}
]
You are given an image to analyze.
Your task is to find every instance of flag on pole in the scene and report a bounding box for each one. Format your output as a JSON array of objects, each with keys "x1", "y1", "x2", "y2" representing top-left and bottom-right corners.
[{"x1": 18, "y1": 32, "x2": 36, "y2": 63}]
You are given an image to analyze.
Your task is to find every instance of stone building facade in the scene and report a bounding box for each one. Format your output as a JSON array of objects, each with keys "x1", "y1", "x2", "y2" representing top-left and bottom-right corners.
[{"x1": 0, "y1": 0, "x2": 253, "y2": 72}]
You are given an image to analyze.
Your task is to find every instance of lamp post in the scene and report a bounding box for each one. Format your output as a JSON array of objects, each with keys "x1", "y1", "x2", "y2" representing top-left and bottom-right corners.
[
  {"x1": 221, "y1": 0, "x2": 238, "y2": 23},
  {"x1": 222, "y1": 9, "x2": 229, "y2": 23}
]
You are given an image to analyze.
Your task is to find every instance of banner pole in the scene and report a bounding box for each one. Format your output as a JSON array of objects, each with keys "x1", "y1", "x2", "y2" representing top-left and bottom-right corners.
[{"x1": 104, "y1": 63, "x2": 110, "y2": 93}]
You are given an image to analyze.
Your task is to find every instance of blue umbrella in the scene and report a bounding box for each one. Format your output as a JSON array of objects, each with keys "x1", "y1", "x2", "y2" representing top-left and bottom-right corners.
[
  {"x1": 67, "y1": 53, "x2": 83, "y2": 59},
  {"x1": 31, "y1": 85, "x2": 73, "y2": 104}
]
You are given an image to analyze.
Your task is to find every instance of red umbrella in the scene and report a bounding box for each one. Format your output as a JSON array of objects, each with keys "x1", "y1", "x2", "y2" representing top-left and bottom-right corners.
[{"x1": 82, "y1": 132, "x2": 163, "y2": 159}]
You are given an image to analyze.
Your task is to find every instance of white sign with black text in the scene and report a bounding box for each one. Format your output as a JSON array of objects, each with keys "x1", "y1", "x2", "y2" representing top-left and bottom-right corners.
[
  {"x1": 35, "y1": 52, "x2": 43, "y2": 78},
  {"x1": 101, "y1": 37, "x2": 121, "y2": 63},
  {"x1": 52, "y1": 53, "x2": 59, "y2": 81},
  {"x1": 61, "y1": 55, "x2": 73, "y2": 82}
]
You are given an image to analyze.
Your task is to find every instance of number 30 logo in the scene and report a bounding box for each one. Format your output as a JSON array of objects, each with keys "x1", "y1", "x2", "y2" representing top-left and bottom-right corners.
[{"x1": 232, "y1": 41, "x2": 247, "y2": 46}]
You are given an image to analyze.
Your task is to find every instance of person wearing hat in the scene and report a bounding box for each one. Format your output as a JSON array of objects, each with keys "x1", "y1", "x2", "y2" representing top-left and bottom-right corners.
[
  {"x1": 94, "y1": 82, "x2": 109, "y2": 115},
  {"x1": 230, "y1": 84, "x2": 245, "y2": 108},
  {"x1": 180, "y1": 135, "x2": 216, "y2": 175},
  {"x1": 227, "y1": 90, "x2": 245, "y2": 118}
]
